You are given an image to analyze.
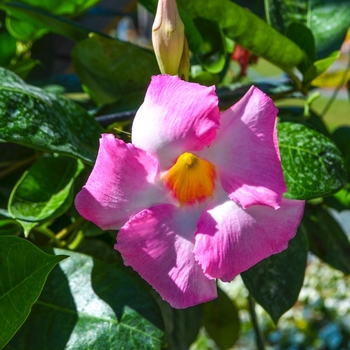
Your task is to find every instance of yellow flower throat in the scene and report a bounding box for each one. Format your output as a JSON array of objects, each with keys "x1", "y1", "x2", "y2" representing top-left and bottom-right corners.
[{"x1": 165, "y1": 152, "x2": 215, "y2": 204}]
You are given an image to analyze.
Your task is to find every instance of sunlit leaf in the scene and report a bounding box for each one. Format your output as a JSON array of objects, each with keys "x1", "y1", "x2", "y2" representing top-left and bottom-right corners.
[
  {"x1": 0, "y1": 67, "x2": 102, "y2": 164},
  {"x1": 277, "y1": 121, "x2": 346, "y2": 200},
  {"x1": 1, "y1": 0, "x2": 99, "y2": 41},
  {"x1": 8, "y1": 156, "x2": 84, "y2": 233},
  {"x1": 176, "y1": 0, "x2": 305, "y2": 69},
  {"x1": 0, "y1": 236, "x2": 66, "y2": 349},
  {"x1": 6, "y1": 248, "x2": 165, "y2": 349}
]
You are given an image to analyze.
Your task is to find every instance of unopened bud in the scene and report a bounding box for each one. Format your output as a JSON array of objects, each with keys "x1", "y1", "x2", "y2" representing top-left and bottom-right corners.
[
  {"x1": 152, "y1": 0, "x2": 184, "y2": 75},
  {"x1": 177, "y1": 37, "x2": 190, "y2": 81}
]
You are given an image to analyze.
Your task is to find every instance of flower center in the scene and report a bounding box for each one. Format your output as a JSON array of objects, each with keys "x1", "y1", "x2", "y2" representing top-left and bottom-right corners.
[{"x1": 165, "y1": 152, "x2": 215, "y2": 204}]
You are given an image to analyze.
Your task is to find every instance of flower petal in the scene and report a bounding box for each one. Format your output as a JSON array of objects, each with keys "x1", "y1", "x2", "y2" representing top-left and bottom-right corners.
[
  {"x1": 115, "y1": 204, "x2": 217, "y2": 308},
  {"x1": 204, "y1": 86, "x2": 286, "y2": 209},
  {"x1": 75, "y1": 134, "x2": 167, "y2": 230},
  {"x1": 132, "y1": 75, "x2": 220, "y2": 170},
  {"x1": 194, "y1": 190, "x2": 305, "y2": 282}
]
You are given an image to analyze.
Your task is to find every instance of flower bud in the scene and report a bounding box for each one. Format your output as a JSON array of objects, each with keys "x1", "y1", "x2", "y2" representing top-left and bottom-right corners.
[{"x1": 152, "y1": 0, "x2": 184, "y2": 75}]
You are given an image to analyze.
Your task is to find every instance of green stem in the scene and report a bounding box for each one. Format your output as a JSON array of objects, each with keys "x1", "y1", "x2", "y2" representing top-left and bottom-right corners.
[
  {"x1": 285, "y1": 68, "x2": 306, "y2": 95},
  {"x1": 248, "y1": 295, "x2": 265, "y2": 350}
]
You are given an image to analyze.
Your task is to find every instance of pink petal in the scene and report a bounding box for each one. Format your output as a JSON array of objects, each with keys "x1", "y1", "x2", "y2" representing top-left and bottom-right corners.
[
  {"x1": 203, "y1": 86, "x2": 286, "y2": 209},
  {"x1": 132, "y1": 75, "x2": 220, "y2": 170},
  {"x1": 115, "y1": 204, "x2": 217, "y2": 308},
  {"x1": 194, "y1": 190, "x2": 305, "y2": 282},
  {"x1": 75, "y1": 134, "x2": 167, "y2": 230}
]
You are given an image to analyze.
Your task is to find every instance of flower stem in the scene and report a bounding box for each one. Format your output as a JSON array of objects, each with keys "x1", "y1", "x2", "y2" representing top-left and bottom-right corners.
[{"x1": 248, "y1": 294, "x2": 265, "y2": 350}]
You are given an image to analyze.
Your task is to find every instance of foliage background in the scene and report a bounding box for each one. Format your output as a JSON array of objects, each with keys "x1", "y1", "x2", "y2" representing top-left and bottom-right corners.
[{"x1": 0, "y1": 0, "x2": 350, "y2": 349}]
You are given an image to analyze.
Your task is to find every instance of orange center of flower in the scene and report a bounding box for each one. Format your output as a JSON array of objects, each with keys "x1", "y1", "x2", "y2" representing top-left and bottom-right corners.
[{"x1": 165, "y1": 152, "x2": 215, "y2": 204}]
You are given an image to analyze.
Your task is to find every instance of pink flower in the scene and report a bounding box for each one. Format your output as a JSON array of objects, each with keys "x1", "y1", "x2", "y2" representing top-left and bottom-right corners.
[{"x1": 75, "y1": 75, "x2": 304, "y2": 309}]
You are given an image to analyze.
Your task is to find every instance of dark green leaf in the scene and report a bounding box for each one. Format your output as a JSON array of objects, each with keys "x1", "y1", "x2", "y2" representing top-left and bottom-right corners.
[
  {"x1": 202, "y1": 288, "x2": 240, "y2": 349},
  {"x1": 0, "y1": 67, "x2": 102, "y2": 164},
  {"x1": 285, "y1": 22, "x2": 316, "y2": 74},
  {"x1": 277, "y1": 122, "x2": 346, "y2": 200},
  {"x1": 176, "y1": 0, "x2": 305, "y2": 69},
  {"x1": 0, "y1": 236, "x2": 66, "y2": 349},
  {"x1": 332, "y1": 126, "x2": 350, "y2": 158},
  {"x1": 265, "y1": 0, "x2": 309, "y2": 33},
  {"x1": 8, "y1": 156, "x2": 83, "y2": 223},
  {"x1": 303, "y1": 204, "x2": 350, "y2": 274},
  {"x1": 241, "y1": 229, "x2": 308, "y2": 323},
  {"x1": 265, "y1": 0, "x2": 350, "y2": 59},
  {"x1": 0, "y1": 30, "x2": 16, "y2": 66},
  {"x1": 192, "y1": 18, "x2": 226, "y2": 74},
  {"x1": 310, "y1": 0, "x2": 350, "y2": 59},
  {"x1": 72, "y1": 34, "x2": 159, "y2": 105},
  {"x1": 0, "y1": 219, "x2": 22, "y2": 235},
  {"x1": 6, "y1": 248, "x2": 165, "y2": 350},
  {"x1": 153, "y1": 292, "x2": 202, "y2": 350},
  {"x1": 278, "y1": 106, "x2": 330, "y2": 137},
  {"x1": 1, "y1": 0, "x2": 99, "y2": 41}
]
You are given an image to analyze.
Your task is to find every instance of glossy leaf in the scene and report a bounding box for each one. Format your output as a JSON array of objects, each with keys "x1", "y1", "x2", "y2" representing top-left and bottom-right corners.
[
  {"x1": 6, "y1": 248, "x2": 165, "y2": 350},
  {"x1": 303, "y1": 51, "x2": 340, "y2": 84},
  {"x1": 241, "y1": 230, "x2": 308, "y2": 323},
  {"x1": 176, "y1": 0, "x2": 305, "y2": 69},
  {"x1": 265, "y1": 0, "x2": 350, "y2": 59},
  {"x1": 71, "y1": 34, "x2": 159, "y2": 105},
  {"x1": 0, "y1": 236, "x2": 66, "y2": 349},
  {"x1": 202, "y1": 288, "x2": 240, "y2": 349},
  {"x1": 1, "y1": 0, "x2": 99, "y2": 41},
  {"x1": 277, "y1": 122, "x2": 346, "y2": 200},
  {"x1": 8, "y1": 156, "x2": 83, "y2": 223},
  {"x1": 303, "y1": 204, "x2": 350, "y2": 275},
  {"x1": 192, "y1": 18, "x2": 226, "y2": 74},
  {"x1": 0, "y1": 67, "x2": 102, "y2": 164}
]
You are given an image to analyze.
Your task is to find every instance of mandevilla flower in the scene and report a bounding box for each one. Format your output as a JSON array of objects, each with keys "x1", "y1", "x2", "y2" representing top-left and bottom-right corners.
[{"x1": 75, "y1": 75, "x2": 305, "y2": 309}]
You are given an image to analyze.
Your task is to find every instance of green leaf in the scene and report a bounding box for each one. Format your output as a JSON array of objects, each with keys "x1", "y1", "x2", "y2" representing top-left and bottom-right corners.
[
  {"x1": 72, "y1": 34, "x2": 159, "y2": 105},
  {"x1": 202, "y1": 288, "x2": 240, "y2": 349},
  {"x1": 0, "y1": 236, "x2": 66, "y2": 349},
  {"x1": 285, "y1": 22, "x2": 316, "y2": 74},
  {"x1": 277, "y1": 122, "x2": 346, "y2": 200},
  {"x1": 176, "y1": 0, "x2": 305, "y2": 69},
  {"x1": 303, "y1": 204, "x2": 350, "y2": 274},
  {"x1": 0, "y1": 30, "x2": 16, "y2": 66},
  {"x1": 278, "y1": 106, "x2": 330, "y2": 137},
  {"x1": 265, "y1": 0, "x2": 350, "y2": 59},
  {"x1": 241, "y1": 229, "x2": 308, "y2": 323},
  {"x1": 8, "y1": 156, "x2": 83, "y2": 223},
  {"x1": 303, "y1": 51, "x2": 340, "y2": 84},
  {"x1": 6, "y1": 248, "x2": 165, "y2": 350},
  {"x1": 153, "y1": 293, "x2": 202, "y2": 350},
  {"x1": 192, "y1": 18, "x2": 226, "y2": 74},
  {"x1": 0, "y1": 67, "x2": 102, "y2": 164},
  {"x1": 0, "y1": 219, "x2": 22, "y2": 235},
  {"x1": 265, "y1": 0, "x2": 309, "y2": 32},
  {"x1": 1, "y1": 0, "x2": 99, "y2": 41}
]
